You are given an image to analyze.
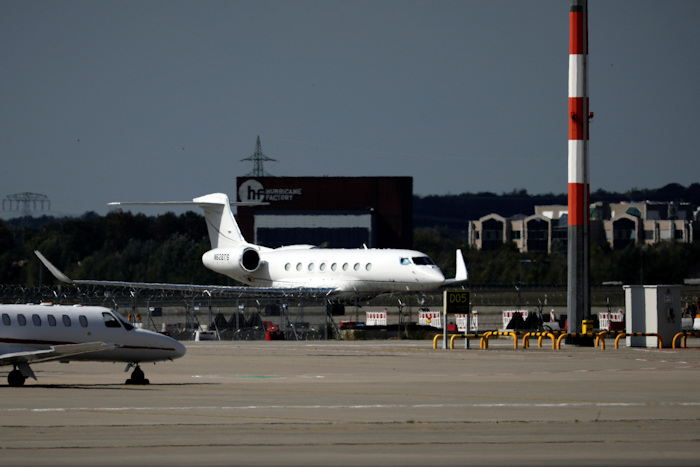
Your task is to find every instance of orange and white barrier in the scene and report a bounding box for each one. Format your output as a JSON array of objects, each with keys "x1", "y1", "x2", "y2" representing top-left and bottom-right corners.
[
  {"x1": 502, "y1": 310, "x2": 530, "y2": 329},
  {"x1": 599, "y1": 309, "x2": 624, "y2": 331},
  {"x1": 366, "y1": 311, "x2": 387, "y2": 326},
  {"x1": 456, "y1": 311, "x2": 478, "y2": 332},
  {"x1": 419, "y1": 311, "x2": 442, "y2": 328}
]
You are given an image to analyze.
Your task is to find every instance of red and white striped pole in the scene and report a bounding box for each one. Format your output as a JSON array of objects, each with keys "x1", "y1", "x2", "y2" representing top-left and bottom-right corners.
[{"x1": 567, "y1": 0, "x2": 590, "y2": 337}]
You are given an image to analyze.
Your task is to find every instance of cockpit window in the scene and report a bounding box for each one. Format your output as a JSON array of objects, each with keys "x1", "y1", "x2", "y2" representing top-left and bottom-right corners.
[
  {"x1": 114, "y1": 312, "x2": 134, "y2": 331},
  {"x1": 102, "y1": 312, "x2": 122, "y2": 328},
  {"x1": 400, "y1": 258, "x2": 411, "y2": 265},
  {"x1": 412, "y1": 256, "x2": 435, "y2": 266}
]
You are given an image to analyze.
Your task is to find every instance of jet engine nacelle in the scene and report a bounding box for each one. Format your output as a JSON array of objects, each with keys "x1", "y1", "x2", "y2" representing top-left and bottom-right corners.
[{"x1": 202, "y1": 246, "x2": 261, "y2": 276}]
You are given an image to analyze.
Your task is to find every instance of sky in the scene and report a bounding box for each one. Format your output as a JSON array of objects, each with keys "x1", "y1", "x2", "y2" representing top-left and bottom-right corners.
[{"x1": 1, "y1": 1, "x2": 698, "y2": 218}]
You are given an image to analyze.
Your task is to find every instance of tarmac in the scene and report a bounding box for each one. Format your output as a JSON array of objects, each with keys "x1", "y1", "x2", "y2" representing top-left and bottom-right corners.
[{"x1": 1, "y1": 338, "x2": 699, "y2": 466}]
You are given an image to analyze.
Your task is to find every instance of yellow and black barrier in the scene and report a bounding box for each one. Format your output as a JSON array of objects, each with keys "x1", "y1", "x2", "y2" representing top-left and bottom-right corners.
[
  {"x1": 555, "y1": 332, "x2": 595, "y2": 350},
  {"x1": 613, "y1": 332, "x2": 663, "y2": 349},
  {"x1": 433, "y1": 333, "x2": 486, "y2": 349},
  {"x1": 482, "y1": 331, "x2": 521, "y2": 349},
  {"x1": 448, "y1": 333, "x2": 486, "y2": 349},
  {"x1": 672, "y1": 332, "x2": 700, "y2": 349},
  {"x1": 595, "y1": 331, "x2": 625, "y2": 350},
  {"x1": 433, "y1": 329, "x2": 665, "y2": 351},
  {"x1": 522, "y1": 331, "x2": 558, "y2": 349}
]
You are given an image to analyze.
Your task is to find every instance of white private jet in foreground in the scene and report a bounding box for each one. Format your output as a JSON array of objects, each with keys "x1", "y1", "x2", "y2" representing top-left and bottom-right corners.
[
  {"x1": 0, "y1": 303, "x2": 186, "y2": 387},
  {"x1": 36, "y1": 192, "x2": 467, "y2": 300}
]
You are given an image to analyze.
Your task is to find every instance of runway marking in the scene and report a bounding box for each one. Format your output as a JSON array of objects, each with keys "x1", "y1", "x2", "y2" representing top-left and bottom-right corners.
[
  {"x1": 3, "y1": 401, "x2": 700, "y2": 413},
  {"x1": 192, "y1": 375, "x2": 324, "y2": 379},
  {"x1": 189, "y1": 363, "x2": 700, "y2": 381}
]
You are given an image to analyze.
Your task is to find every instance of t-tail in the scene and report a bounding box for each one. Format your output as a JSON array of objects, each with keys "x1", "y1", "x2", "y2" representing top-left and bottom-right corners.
[
  {"x1": 108, "y1": 193, "x2": 267, "y2": 282},
  {"x1": 192, "y1": 193, "x2": 248, "y2": 249},
  {"x1": 108, "y1": 192, "x2": 263, "y2": 250}
]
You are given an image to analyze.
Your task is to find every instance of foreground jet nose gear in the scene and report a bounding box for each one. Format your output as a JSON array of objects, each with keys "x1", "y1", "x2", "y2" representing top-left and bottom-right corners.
[{"x1": 125, "y1": 364, "x2": 149, "y2": 385}]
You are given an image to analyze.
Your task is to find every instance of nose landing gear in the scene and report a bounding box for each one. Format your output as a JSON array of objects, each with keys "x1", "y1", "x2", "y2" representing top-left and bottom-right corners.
[{"x1": 125, "y1": 364, "x2": 150, "y2": 385}]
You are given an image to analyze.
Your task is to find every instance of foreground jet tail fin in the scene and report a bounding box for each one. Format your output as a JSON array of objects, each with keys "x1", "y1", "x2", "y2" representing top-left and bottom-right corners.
[{"x1": 444, "y1": 249, "x2": 468, "y2": 286}]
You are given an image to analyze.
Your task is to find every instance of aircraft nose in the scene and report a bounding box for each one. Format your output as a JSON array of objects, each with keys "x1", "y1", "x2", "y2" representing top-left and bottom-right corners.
[
  {"x1": 434, "y1": 268, "x2": 447, "y2": 285},
  {"x1": 421, "y1": 266, "x2": 446, "y2": 287},
  {"x1": 171, "y1": 339, "x2": 187, "y2": 360},
  {"x1": 153, "y1": 332, "x2": 186, "y2": 360}
]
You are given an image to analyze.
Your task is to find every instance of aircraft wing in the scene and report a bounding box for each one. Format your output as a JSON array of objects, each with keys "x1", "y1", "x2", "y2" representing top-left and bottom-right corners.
[
  {"x1": 0, "y1": 342, "x2": 117, "y2": 367},
  {"x1": 34, "y1": 251, "x2": 337, "y2": 298},
  {"x1": 443, "y1": 249, "x2": 469, "y2": 286}
]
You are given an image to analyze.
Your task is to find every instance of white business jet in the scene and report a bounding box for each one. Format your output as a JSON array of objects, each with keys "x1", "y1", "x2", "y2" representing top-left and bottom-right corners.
[
  {"x1": 36, "y1": 192, "x2": 467, "y2": 300},
  {"x1": 0, "y1": 303, "x2": 186, "y2": 387}
]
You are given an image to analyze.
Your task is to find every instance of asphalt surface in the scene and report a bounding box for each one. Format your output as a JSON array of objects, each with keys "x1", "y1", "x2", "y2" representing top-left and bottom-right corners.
[{"x1": 1, "y1": 338, "x2": 699, "y2": 466}]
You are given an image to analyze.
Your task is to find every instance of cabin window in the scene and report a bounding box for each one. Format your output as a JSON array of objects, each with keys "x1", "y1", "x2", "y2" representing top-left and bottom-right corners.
[
  {"x1": 331, "y1": 263, "x2": 337, "y2": 271},
  {"x1": 342, "y1": 263, "x2": 349, "y2": 271},
  {"x1": 296, "y1": 262, "x2": 302, "y2": 271},
  {"x1": 319, "y1": 263, "x2": 326, "y2": 272},
  {"x1": 366, "y1": 263, "x2": 372, "y2": 271},
  {"x1": 400, "y1": 258, "x2": 410, "y2": 265},
  {"x1": 32, "y1": 314, "x2": 41, "y2": 326},
  {"x1": 2, "y1": 314, "x2": 10, "y2": 325},
  {"x1": 285, "y1": 263, "x2": 291, "y2": 271},
  {"x1": 102, "y1": 312, "x2": 121, "y2": 328},
  {"x1": 308, "y1": 263, "x2": 315, "y2": 272},
  {"x1": 48, "y1": 315, "x2": 56, "y2": 326},
  {"x1": 354, "y1": 263, "x2": 360, "y2": 271},
  {"x1": 63, "y1": 315, "x2": 71, "y2": 327},
  {"x1": 79, "y1": 315, "x2": 88, "y2": 328},
  {"x1": 17, "y1": 314, "x2": 26, "y2": 326}
]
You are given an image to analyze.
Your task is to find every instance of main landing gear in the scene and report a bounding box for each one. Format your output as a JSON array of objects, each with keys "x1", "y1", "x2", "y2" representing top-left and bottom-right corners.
[
  {"x1": 8, "y1": 367, "x2": 26, "y2": 387},
  {"x1": 125, "y1": 364, "x2": 150, "y2": 385}
]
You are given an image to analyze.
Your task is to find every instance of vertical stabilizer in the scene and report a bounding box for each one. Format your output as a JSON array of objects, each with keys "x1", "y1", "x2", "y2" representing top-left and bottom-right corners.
[{"x1": 193, "y1": 193, "x2": 247, "y2": 249}]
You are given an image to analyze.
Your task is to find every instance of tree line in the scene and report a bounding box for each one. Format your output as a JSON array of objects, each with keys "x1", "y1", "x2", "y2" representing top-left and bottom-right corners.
[
  {"x1": 414, "y1": 182, "x2": 700, "y2": 230},
  {"x1": 1, "y1": 182, "x2": 699, "y2": 287},
  {"x1": 0, "y1": 211, "x2": 228, "y2": 287}
]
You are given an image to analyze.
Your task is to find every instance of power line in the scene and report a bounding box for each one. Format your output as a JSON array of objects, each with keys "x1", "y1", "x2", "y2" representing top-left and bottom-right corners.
[{"x1": 2, "y1": 192, "x2": 51, "y2": 217}]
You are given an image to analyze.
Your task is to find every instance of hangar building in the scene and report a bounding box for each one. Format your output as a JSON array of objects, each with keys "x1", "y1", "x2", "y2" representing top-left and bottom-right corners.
[{"x1": 235, "y1": 176, "x2": 413, "y2": 249}]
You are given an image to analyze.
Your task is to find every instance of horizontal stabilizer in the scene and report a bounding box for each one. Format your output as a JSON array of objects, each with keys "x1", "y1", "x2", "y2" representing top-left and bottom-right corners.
[{"x1": 108, "y1": 200, "x2": 268, "y2": 207}]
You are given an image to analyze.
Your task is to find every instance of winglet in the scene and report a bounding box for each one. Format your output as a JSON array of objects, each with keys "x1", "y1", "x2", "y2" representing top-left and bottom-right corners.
[
  {"x1": 34, "y1": 251, "x2": 74, "y2": 283},
  {"x1": 444, "y1": 249, "x2": 468, "y2": 285}
]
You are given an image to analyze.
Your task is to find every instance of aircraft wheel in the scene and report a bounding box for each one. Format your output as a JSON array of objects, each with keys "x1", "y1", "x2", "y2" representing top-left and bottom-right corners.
[
  {"x1": 125, "y1": 365, "x2": 150, "y2": 385},
  {"x1": 8, "y1": 369, "x2": 25, "y2": 387}
]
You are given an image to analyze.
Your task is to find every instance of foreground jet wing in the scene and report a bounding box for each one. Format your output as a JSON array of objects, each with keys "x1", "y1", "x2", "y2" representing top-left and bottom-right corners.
[
  {"x1": 0, "y1": 342, "x2": 118, "y2": 381},
  {"x1": 34, "y1": 251, "x2": 337, "y2": 297},
  {"x1": 0, "y1": 342, "x2": 118, "y2": 366}
]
